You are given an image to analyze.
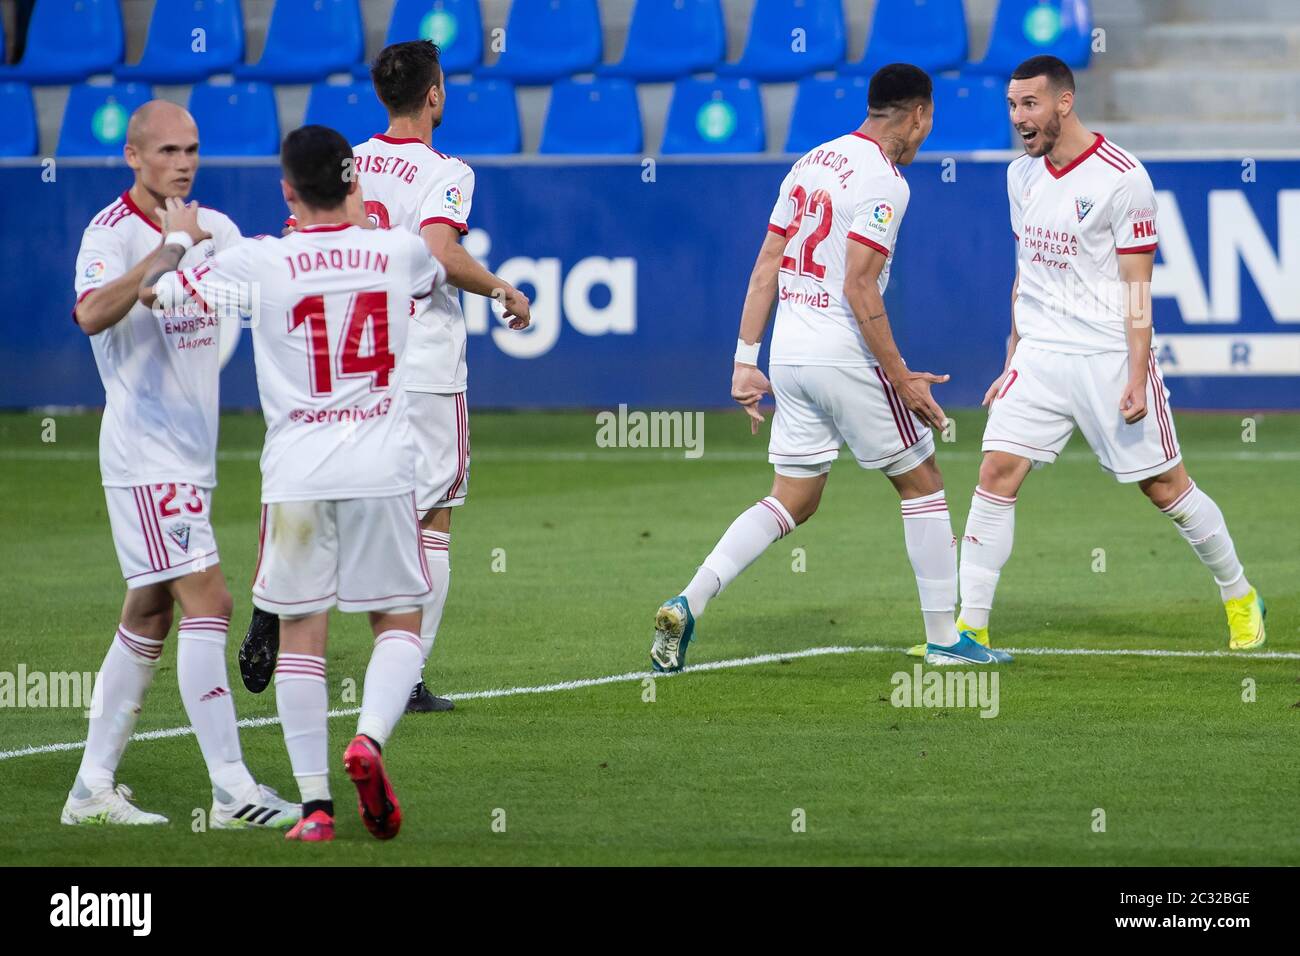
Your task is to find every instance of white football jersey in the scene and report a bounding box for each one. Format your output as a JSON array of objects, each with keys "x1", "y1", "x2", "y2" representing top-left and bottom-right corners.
[
  {"x1": 352, "y1": 134, "x2": 475, "y2": 393},
  {"x1": 1009, "y1": 134, "x2": 1160, "y2": 354},
  {"x1": 158, "y1": 223, "x2": 444, "y2": 503},
  {"x1": 767, "y1": 132, "x2": 910, "y2": 367},
  {"x1": 73, "y1": 190, "x2": 242, "y2": 489}
]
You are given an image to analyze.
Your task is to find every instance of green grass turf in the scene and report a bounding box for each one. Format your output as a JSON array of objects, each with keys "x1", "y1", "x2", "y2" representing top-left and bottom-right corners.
[{"x1": 0, "y1": 408, "x2": 1297, "y2": 865}]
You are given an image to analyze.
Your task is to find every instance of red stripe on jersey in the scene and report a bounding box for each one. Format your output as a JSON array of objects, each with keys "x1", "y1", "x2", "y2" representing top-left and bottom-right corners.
[
  {"x1": 144, "y1": 486, "x2": 173, "y2": 569},
  {"x1": 419, "y1": 216, "x2": 469, "y2": 236},
  {"x1": 997, "y1": 369, "x2": 1019, "y2": 400},
  {"x1": 295, "y1": 222, "x2": 354, "y2": 233},
  {"x1": 767, "y1": 222, "x2": 787, "y2": 236},
  {"x1": 1149, "y1": 353, "x2": 1177, "y2": 461},
  {"x1": 179, "y1": 271, "x2": 212, "y2": 313},
  {"x1": 119, "y1": 190, "x2": 161, "y2": 233},
  {"x1": 411, "y1": 492, "x2": 433, "y2": 589},
  {"x1": 874, "y1": 366, "x2": 917, "y2": 447},
  {"x1": 848, "y1": 232, "x2": 890, "y2": 257},
  {"x1": 1097, "y1": 142, "x2": 1134, "y2": 170},
  {"x1": 1043, "y1": 133, "x2": 1103, "y2": 180},
  {"x1": 1117, "y1": 243, "x2": 1157, "y2": 255},
  {"x1": 1096, "y1": 153, "x2": 1129, "y2": 173},
  {"x1": 133, "y1": 487, "x2": 161, "y2": 571}
]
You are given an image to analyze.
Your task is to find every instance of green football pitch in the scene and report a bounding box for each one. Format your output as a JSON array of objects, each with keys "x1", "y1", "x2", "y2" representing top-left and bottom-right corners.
[{"x1": 0, "y1": 408, "x2": 1296, "y2": 866}]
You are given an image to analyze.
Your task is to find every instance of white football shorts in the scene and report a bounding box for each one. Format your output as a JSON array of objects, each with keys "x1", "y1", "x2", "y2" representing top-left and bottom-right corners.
[
  {"x1": 768, "y1": 364, "x2": 935, "y2": 478},
  {"x1": 982, "y1": 345, "x2": 1181, "y2": 483},
  {"x1": 251, "y1": 492, "x2": 432, "y2": 616},
  {"x1": 407, "y1": 390, "x2": 469, "y2": 513},
  {"x1": 105, "y1": 483, "x2": 219, "y2": 588}
]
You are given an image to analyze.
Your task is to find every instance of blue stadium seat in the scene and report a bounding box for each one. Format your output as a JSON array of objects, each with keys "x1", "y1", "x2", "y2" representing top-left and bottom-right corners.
[
  {"x1": 188, "y1": 81, "x2": 280, "y2": 156},
  {"x1": 115, "y1": 0, "x2": 244, "y2": 83},
  {"x1": 540, "y1": 78, "x2": 641, "y2": 154},
  {"x1": 919, "y1": 75, "x2": 1012, "y2": 152},
  {"x1": 784, "y1": 75, "x2": 869, "y2": 153},
  {"x1": 0, "y1": 83, "x2": 38, "y2": 156},
  {"x1": 717, "y1": 0, "x2": 846, "y2": 81},
  {"x1": 236, "y1": 0, "x2": 364, "y2": 82},
  {"x1": 0, "y1": 0, "x2": 124, "y2": 84},
  {"x1": 435, "y1": 80, "x2": 520, "y2": 154},
  {"x1": 661, "y1": 78, "x2": 764, "y2": 154},
  {"x1": 476, "y1": 0, "x2": 601, "y2": 84},
  {"x1": 843, "y1": 0, "x2": 967, "y2": 75},
  {"x1": 598, "y1": 0, "x2": 725, "y2": 82},
  {"x1": 382, "y1": 0, "x2": 483, "y2": 75},
  {"x1": 968, "y1": 0, "x2": 1092, "y2": 74},
  {"x1": 306, "y1": 80, "x2": 390, "y2": 147},
  {"x1": 58, "y1": 82, "x2": 153, "y2": 156}
]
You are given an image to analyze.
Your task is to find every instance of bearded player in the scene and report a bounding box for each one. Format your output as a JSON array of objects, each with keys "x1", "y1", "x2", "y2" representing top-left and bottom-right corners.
[
  {"x1": 931, "y1": 55, "x2": 1264, "y2": 654},
  {"x1": 63, "y1": 101, "x2": 297, "y2": 828},
  {"x1": 238, "y1": 40, "x2": 530, "y2": 712},
  {"x1": 651, "y1": 65, "x2": 1013, "y2": 671}
]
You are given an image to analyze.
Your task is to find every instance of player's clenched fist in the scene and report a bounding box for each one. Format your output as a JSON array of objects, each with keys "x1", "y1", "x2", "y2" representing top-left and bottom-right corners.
[
  {"x1": 732, "y1": 362, "x2": 771, "y2": 435},
  {"x1": 1119, "y1": 376, "x2": 1148, "y2": 424}
]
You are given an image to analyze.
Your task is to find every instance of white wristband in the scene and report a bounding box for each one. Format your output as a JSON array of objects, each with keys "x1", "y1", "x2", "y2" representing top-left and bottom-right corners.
[
  {"x1": 734, "y1": 338, "x2": 761, "y2": 366},
  {"x1": 164, "y1": 231, "x2": 194, "y2": 251}
]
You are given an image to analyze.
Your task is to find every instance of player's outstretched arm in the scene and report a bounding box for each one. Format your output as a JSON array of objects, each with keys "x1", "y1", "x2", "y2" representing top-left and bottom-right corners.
[
  {"x1": 1118, "y1": 251, "x2": 1155, "y2": 424},
  {"x1": 983, "y1": 270, "x2": 1023, "y2": 406},
  {"x1": 421, "y1": 222, "x2": 530, "y2": 330},
  {"x1": 732, "y1": 230, "x2": 786, "y2": 434},
  {"x1": 137, "y1": 199, "x2": 212, "y2": 309},
  {"x1": 843, "y1": 239, "x2": 948, "y2": 430}
]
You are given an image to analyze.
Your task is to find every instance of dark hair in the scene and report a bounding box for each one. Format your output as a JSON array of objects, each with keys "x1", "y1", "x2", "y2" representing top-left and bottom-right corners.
[
  {"x1": 371, "y1": 40, "x2": 442, "y2": 117},
  {"x1": 868, "y1": 63, "x2": 933, "y2": 113},
  {"x1": 281, "y1": 125, "x2": 353, "y2": 209},
  {"x1": 1011, "y1": 54, "x2": 1075, "y2": 92}
]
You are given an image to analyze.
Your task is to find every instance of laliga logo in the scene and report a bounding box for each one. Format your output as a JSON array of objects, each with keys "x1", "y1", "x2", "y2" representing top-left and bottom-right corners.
[{"x1": 461, "y1": 229, "x2": 636, "y2": 359}]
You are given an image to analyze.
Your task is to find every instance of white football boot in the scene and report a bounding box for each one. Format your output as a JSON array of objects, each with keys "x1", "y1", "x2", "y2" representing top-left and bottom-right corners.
[
  {"x1": 210, "y1": 783, "x2": 301, "y2": 830},
  {"x1": 61, "y1": 780, "x2": 168, "y2": 826}
]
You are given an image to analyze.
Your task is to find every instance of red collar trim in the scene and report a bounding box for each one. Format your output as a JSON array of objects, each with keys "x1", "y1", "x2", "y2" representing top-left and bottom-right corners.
[
  {"x1": 373, "y1": 134, "x2": 429, "y2": 147},
  {"x1": 295, "y1": 223, "x2": 355, "y2": 233},
  {"x1": 120, "y1": 189, "x2": 161, "y2": 233},
  {"x1": 1044, "y1": 133, "x2": 1104, "y2": 180},
  {"x1": 852, "y1": 131, "x2": 897, "y2": 171}
]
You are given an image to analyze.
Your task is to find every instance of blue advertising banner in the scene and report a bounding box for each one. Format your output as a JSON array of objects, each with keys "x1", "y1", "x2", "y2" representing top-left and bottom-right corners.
[{"x1": 1, "y1": 156, "x2": 1296, "y2": 410}]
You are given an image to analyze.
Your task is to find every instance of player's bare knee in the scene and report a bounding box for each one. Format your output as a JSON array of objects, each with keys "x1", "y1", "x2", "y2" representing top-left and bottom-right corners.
[
  {"x1": 1140, "y1": 468, "x2": 1189, "y2": 510},
  {"x1": 978, "y1": 453, "x2": 1026, "y2": 497}
]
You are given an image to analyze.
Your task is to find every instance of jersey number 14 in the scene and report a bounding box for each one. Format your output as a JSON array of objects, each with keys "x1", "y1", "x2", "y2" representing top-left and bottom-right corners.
[{"x1": 289, "y1": 291, "x2": 395, "y2": 396}]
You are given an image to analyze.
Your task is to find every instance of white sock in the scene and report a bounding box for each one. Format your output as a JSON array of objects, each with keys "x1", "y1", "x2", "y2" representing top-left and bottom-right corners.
[
  {"x1": 177, "y1": 616, "x2": 256, "y2": 796},
  {"x1": 1160, "y1": 482, "x2": 1251, "y2": 601},
  {"x1": 901, "y1": 491, "x2": 959, "y2": 647},
  {"x1": 958, "y1": 487, "x2": 1018, "y2": 630},
  {"x1": 274, "y1": 653, "x2": 329, "y2": 804},
  {"x1": 683, "y1": 496, "x2": 794, "y2": 617},
  {"x1": 75, "y1": 625, "x2": 163, "y2": 792},
  {"x1": 419, "y1": 530, "x2": 451, "y2": 663},
  {"x1": 356, "y1": 630, "x2": 424, "y2": 747}
]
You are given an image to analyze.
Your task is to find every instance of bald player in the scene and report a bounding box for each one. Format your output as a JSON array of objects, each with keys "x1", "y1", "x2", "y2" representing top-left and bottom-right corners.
[{"x1": 64, "y1": 101, "x2": 298, "y2": 829}]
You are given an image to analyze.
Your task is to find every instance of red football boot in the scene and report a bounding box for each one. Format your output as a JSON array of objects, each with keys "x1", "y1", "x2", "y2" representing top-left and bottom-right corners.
[
  {"x1": 343, "y1": 735, "x2": 402, "y2": 840},
  {"x1": 285, "y1": 809, "x2": 334, "y2": 842}
]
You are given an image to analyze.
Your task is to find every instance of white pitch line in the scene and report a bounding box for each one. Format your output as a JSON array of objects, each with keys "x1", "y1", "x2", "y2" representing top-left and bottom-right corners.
[{"x1": 2, "y1": 642, "x2": 1296, "y2": 764}]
